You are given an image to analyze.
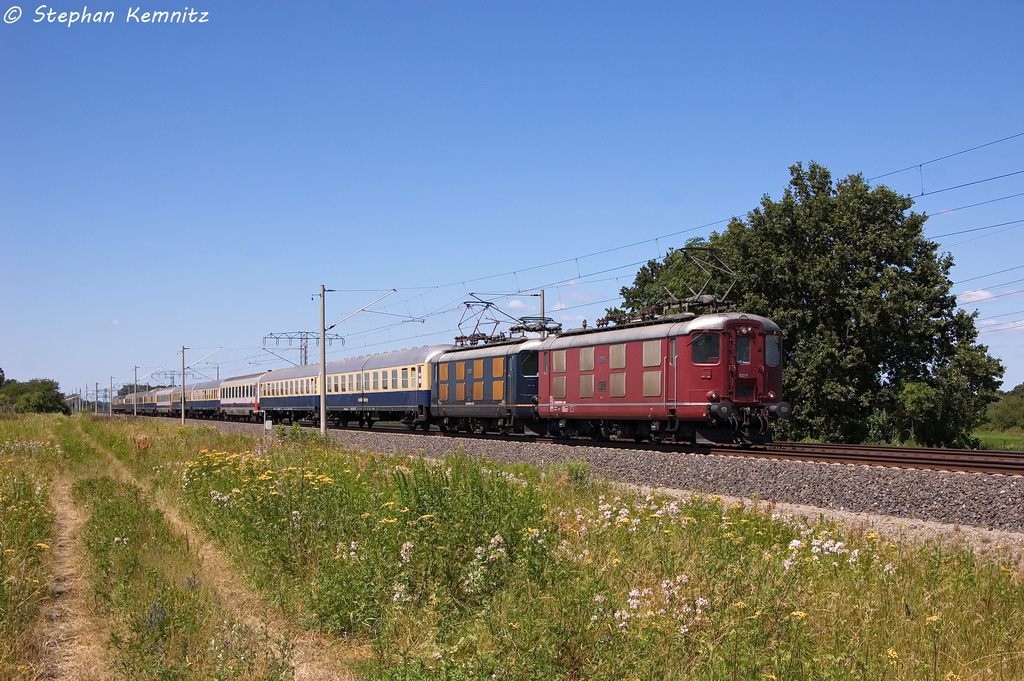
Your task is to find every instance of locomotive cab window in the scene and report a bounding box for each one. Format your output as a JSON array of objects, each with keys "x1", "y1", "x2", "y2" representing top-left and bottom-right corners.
[
  {"x1": 765, "y1": 335, "x2": 782, "y2": 366},
  {"x1": 521, "y1": 352, "x2": 538, "y2": 377},
  {"x1": 736, "y1": 337, "x2": 751, "y2": 365},
  {"x1": 690, "y1": 333, "x2": 720, "y2": 365}
]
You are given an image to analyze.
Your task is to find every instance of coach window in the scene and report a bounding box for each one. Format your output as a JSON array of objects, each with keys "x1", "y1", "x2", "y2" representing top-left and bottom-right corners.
[
  {"x1": 402, "y1": 368, "x2": 409, "y2": 388},
  {"x1": 381, "y1": 371, "x2": 388, "y2": 390},
  {"x1": 579, "y1": 347, "x2": 594, "y2": 372},
  {"x1": 642, "y1": 341, "x2": 661, "y2": 367},
  {"x1": 364, "y1": 373, "x2": 370, "y2": 391},
  {"x1": 691, "y1": 333, "x2": 720, "y2": 365},
  {"x1": 373, "y1": 372, "x2": 379, "y2": 391},
  {"x1": 392, "y1": 369, "x2": 398, "y2": 388},
  {"x1": 609, "y1": 344, "x2": 626, "y2": 370},
  {"x1": 736, "y1": 337, "x2": 751, "y2": 365},
  {"x1": 552, "y1": 349, "x2": 566, "y2": 373},
  {"x1": 765, "y1": 335, "x2": 782, "y2": 366},
  {"x1": 552, "y1": 375, "x2": 566, "y2": 400}
]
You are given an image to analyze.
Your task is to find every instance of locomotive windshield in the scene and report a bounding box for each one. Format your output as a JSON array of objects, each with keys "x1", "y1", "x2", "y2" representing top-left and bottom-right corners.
[
  {"x1": 690, "y1": 333, "x2": 720, "y2": 365},
  {"x1": 765, "y1": 335, "x2": 781, "y2": 366}
]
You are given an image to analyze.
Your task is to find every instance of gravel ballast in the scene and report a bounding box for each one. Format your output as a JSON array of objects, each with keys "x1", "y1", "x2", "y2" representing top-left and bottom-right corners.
[{"x1": 198, "y1": 419, "x2": 1024, "y2": 535}]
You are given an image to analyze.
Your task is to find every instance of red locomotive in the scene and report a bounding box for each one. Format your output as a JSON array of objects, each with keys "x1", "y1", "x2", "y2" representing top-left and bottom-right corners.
[{"x1": 535, "y1": 311, "x2": 791, "y2": 444}]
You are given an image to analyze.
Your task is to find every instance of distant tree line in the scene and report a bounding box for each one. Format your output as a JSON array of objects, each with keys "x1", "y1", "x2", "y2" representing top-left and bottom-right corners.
[{"x1": 0, "y1": 368, "x2": 70, "y2": 415}]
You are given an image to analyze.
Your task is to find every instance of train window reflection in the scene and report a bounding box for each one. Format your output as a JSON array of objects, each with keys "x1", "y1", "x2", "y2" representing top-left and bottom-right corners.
[{"x1": 691, "y1": 333, "x2": 720, "y2": 365}]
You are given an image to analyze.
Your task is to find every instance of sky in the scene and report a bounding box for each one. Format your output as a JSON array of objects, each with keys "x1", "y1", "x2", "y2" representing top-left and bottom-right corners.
[{"x1": 2, "y1": 0, "x2": 1023, "y2": 399}]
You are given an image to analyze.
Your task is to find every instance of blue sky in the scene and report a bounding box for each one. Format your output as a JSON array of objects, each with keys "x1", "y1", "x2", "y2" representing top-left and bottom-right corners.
[{"x1": 2, "y1": 0, "x2": 1023, "y2": 398}]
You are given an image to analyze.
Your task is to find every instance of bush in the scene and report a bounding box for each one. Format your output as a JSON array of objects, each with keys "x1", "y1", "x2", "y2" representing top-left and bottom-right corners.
[{"x1": 987, "y1": 393, "x2": 1024, "y2": 431}]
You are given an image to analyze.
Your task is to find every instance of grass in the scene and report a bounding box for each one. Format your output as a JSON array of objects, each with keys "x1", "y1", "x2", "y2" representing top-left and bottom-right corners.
[
  {"x1": 106, "y1": 418, "x2": 1024, "y2": 681},
  {"x1": 0, "y1": 414, "x2": 295, "y2": 679},
  {"x1": 73, "y1": 475, "x2": 293, "y2": 679},
  {"x1": 6, "y1": 414, "x2": 1024, "y2": 679},
  {"x1": 974, "y1": 429, "x2": 1024, "y2": 452}
]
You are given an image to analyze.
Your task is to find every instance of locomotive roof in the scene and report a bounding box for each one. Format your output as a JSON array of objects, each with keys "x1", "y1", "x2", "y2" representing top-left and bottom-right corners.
[
  {"x1": 539, "y1": 312, "x2": 781, "y2": 349},
  {"x1": 259, "y1": 345, "x2": 452, "y2": 382},
  {"x1": 438, "y1": 337, "x2": 543, "y2": 360}
]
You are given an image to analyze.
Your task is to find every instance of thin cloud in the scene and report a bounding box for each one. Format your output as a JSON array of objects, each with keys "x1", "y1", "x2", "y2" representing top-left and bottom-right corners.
[
  {"x1": 959, "y1": 290, "x2": 994, "y2": 303},
  {"x1": 101, "y1": 320, "x2": 121, "y2": 326}
]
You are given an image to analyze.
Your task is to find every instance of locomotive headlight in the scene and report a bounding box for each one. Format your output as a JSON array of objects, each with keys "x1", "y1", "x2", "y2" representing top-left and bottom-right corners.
[
  {"x1": 767, "y1": 391, "x2": 776, "y2": 401},
  {"x1": 706, "y1": 391, "x2": 720, "y2": 402}
]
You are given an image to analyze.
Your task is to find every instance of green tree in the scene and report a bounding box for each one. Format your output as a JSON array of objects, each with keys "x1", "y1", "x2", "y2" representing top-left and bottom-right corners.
[
  {"x1": 0, "y1": 366, "x2": 5, "y2": 387},
  {"x1": 0, "y1": 378, "x2": 70, "y2": 415},
  {"x1": 615, "y1": 162, "x2": 1003, "y2": 446}
]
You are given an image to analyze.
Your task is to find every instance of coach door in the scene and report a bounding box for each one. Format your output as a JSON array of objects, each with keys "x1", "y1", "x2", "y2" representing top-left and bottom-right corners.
[{"x1": 725, "y1": 320, "x2": 765, "y2": 404}]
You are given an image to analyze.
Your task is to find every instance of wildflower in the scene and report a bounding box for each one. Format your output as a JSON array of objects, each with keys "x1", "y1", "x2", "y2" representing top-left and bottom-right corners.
[
  {"x1": 35, "y1": 543, "x2": 49, "y2": 550},
  {"x1": 886, "y1": 648, "x2": 899, "y2": 664},
  {"x1": 926, "y1": 615, "x2": 941, "y2": 623},
  {"x1": 593, "y1": 594, "x2": 605, "y2": 603},
  {"x1": 790, "y1": 611, "x2": 807, "y2": 619},
  {"x1": 731, "y1": 601, "x2": 748, "y2": 610}
]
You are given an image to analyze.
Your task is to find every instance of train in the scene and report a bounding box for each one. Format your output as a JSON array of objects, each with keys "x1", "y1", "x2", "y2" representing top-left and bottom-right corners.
[{"x1": 113, "y1": 310, "x2": 792, "y2": 444}]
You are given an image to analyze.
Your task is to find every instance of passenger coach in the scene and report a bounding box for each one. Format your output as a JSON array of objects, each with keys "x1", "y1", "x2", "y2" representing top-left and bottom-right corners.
[{"x1": 259, "y1": 345, "x2": 448, "y2": 428}]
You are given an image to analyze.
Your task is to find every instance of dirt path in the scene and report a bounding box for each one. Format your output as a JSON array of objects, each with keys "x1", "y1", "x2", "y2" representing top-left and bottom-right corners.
[
  {"x1": 32, "y1": 478, "x2": 112, "y2": 680},
  {"x1": 77, "y1": 424, "x2": 369, "y2": 680}
]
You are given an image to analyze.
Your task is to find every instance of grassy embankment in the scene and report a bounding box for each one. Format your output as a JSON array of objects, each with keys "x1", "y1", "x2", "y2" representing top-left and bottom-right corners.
[
  {"x1": 0, "y1": 414, "x2": 292, "y2": 680},
  {"x1": 62, "y1": 415, "x2": 1024, "y2": 681}
]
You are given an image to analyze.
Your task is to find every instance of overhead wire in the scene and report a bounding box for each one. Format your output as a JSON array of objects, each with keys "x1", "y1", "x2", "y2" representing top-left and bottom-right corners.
[{"x1": 869, "y1": 131, "x2": 1024, "y2": 180}]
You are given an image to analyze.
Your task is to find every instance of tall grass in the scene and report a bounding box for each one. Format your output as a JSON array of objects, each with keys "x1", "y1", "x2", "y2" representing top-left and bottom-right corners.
[
  {"x1": 59, "y1": 417, "x2": 1024, "y2": 680},
  {"x1": 0, "y1": 466, "x2": 54, "y2": 677}
]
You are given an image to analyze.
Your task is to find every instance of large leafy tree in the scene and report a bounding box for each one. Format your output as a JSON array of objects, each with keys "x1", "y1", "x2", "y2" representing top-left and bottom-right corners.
[{"x1": 616, "y1": 162, "x2": 1003, "y2": 446}]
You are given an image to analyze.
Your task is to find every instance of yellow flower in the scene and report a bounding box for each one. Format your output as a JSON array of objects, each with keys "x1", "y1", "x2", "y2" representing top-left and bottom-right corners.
[
  {"x1": 866, "y1": 531, "x2": 878, "y2": 539},
  {"x1": 731, "y1": 601, "x2": 747, "y2": 610},
  {"x1": 926, "y1": 615, "x2": 941, "y2": 623},
  {"x1": 790, "y1": 611, "x2": 807, "y2": 619},
  {"x1": 887, "y1": 648, "x2": 899, "y2": 661},
  {"x1": 35, "y1": 543, "x2": 50, "y2": 550},
  {"x1": 361, "y1": 513, "x2": 371, "y2": 518}
]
